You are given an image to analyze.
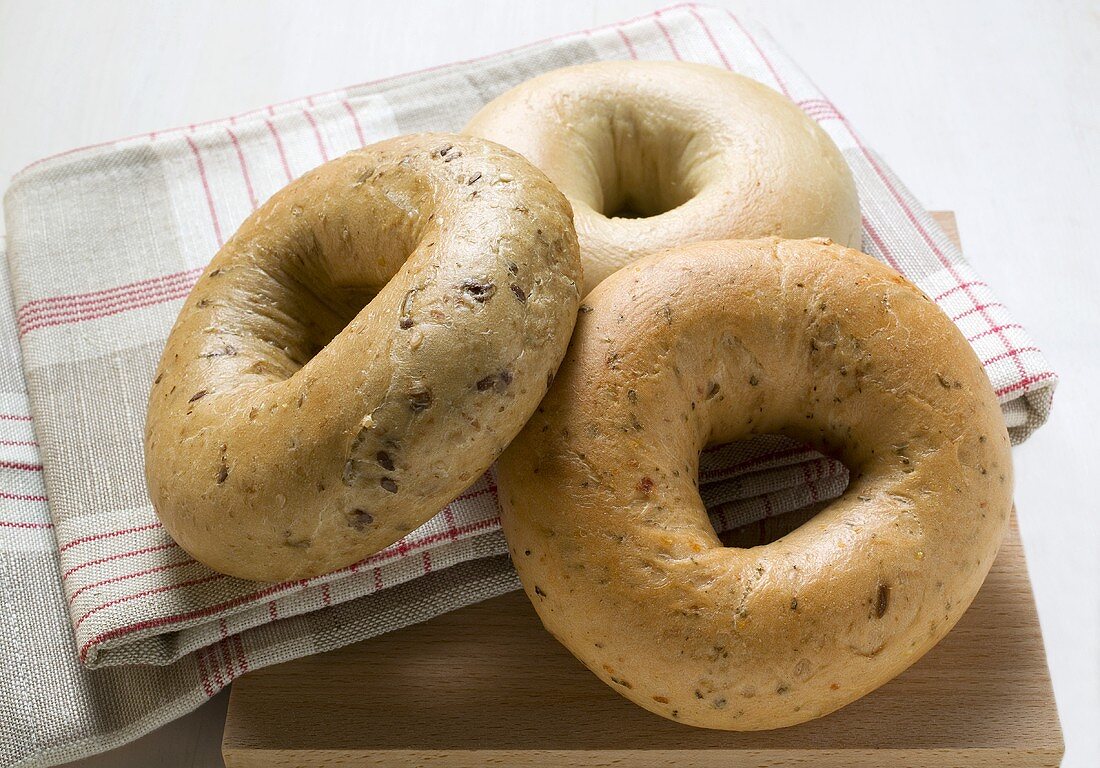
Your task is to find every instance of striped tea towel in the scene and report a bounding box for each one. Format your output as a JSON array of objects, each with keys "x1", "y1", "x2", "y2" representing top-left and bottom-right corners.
[{"x1": 0, "y1": 4, "x2": 1056, "y2": 766}]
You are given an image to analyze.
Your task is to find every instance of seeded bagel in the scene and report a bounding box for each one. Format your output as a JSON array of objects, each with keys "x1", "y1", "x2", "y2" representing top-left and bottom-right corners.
[
  {"x1": 497, "y1": 238, "x2": 1011, "y2": 729},
  {"x1": 466, "y1": 61, "x2": 860, "y2": 293},
  {"x1": 145, "y1": 133, "x2": 582, "y2": 582}
]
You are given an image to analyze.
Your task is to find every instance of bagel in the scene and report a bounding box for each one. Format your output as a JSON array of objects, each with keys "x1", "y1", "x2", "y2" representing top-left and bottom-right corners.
[
  {"x1": 145, "y1": 133, "x2": 582, "y2": 582},
  {"x1": 465, "y1": 61, "x2": 861, "y2": 293},
  {"x1": 497, "y1": 238, "x2": 1011, "y2": 729}
]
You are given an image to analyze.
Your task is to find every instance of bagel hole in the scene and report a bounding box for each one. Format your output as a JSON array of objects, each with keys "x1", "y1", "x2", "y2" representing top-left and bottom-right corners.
[
  {"x1": 239, "y1": 293, "x2": 374, "y2": 383},
  {"x1": 606, "y1": 199, "x2": 650, "y2": 220},
  {"x1": 601, "y1": 178, "x2": 694, "y2": 221},
  {"x1": 288, "y1": 283, "x2": 378, "y2": 373},
  {"x1": 594, "y1": 114, "x2": 699, "y2": 220},
  {"x1": 699, "y1": 436, "x2": 851, "y2": 548},
  {"x1": 604, "y1": 192, "x2": 685, "y2": 220}
]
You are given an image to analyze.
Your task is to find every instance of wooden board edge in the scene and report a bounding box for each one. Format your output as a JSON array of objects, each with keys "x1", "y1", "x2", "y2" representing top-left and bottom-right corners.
[{"x1": 223, "y1": 746, "x2": 1063, "y2": 768}]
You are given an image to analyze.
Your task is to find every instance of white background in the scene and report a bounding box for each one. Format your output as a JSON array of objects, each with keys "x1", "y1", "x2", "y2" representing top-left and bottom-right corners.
[{"x1": 1, "y1": 1, "x2": 1096, "y2": 766}]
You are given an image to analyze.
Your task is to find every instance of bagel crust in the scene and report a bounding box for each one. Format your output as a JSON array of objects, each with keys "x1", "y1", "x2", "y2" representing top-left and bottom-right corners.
[
  {"x1": 466, "y1": 62, "x2": 861, "y2": 293},
  {"x1": 145, "y1": 133, "x2": 581, "y2": 582},
  {"x1": 497, "y1": 239, "x2": 1012, "y2": 729}
]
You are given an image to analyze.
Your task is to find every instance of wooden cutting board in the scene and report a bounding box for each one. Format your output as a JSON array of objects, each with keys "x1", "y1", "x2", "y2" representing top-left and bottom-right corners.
[{"x1": 222, "y1": 214, "x2": 1064, "y2": 767}]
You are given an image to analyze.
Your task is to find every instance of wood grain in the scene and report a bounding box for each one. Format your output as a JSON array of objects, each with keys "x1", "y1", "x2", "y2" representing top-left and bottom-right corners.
[{"x1": 222, "y1": 214, "x2": 1063, "y2": 767}]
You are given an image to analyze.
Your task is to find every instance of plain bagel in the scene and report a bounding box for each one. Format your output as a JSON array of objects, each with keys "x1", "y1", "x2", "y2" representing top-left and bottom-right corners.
[
  {"x1": 145, "y1": 133, "x2": 582, "y2": 582},
  {"x1": 466, "y1": 61, "x2": 861, "y2": 293},
  {"x1": 497, "y1": 238, "x2": 1012, "y2": 729}
]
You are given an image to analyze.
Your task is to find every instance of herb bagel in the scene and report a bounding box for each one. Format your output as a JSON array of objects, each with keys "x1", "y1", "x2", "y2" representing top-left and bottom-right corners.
[
  {"x1": 497, "y1": 237, "x2": 1011, "y2": 729},
  {"x1": 145, "y1": 133, "x2": 582, "y2": 581}
]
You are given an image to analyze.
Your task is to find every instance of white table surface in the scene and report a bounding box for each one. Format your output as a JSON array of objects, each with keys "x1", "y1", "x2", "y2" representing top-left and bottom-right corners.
[{"x1": 2, "y1": 1, "x2": 1096, "y2": 766}]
